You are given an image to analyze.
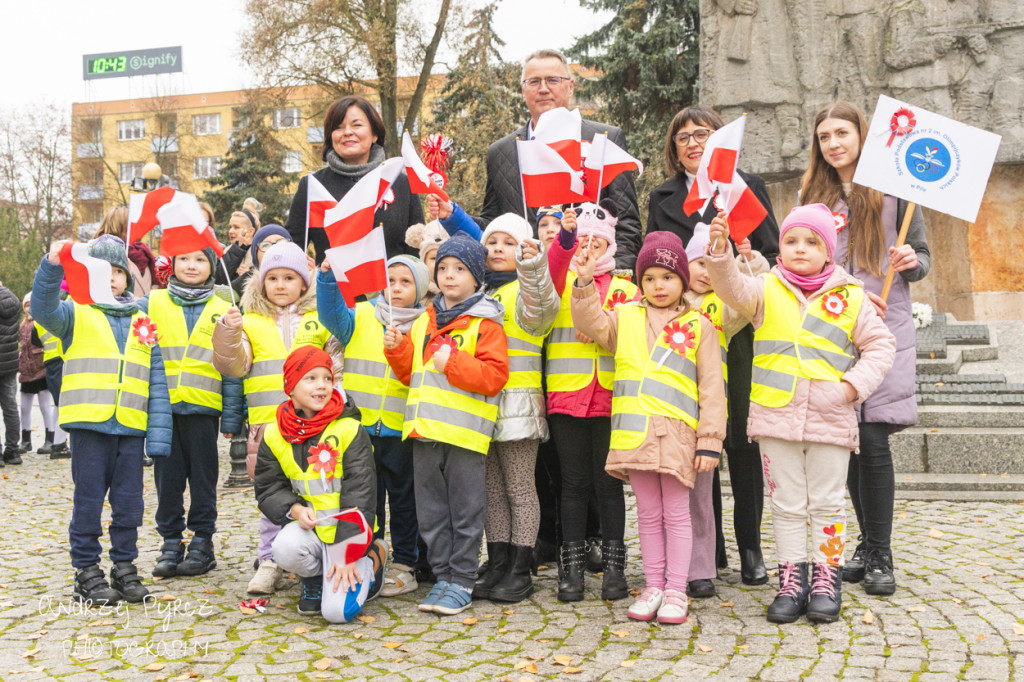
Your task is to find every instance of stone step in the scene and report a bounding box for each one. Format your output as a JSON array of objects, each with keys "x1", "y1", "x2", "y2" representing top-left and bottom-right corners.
[
  {"x1": 917, "y1": 373, "x2": 1006, "y2": 385},
  {"x1": 891, "y1": 426, "x2": 1024, "y2": 474},
  {"x1": 918, "y1": 381, "x2": 1024, "y2": 395},
  {"x1": 918, "y1": 393, "x2": 1024, "y2": 406},
  {"x1": 895, "y1": 489, "x2": 1024, "y2": 502},
  {"x1": 916, "y1": 405, "x2": 1024, "y2": 428},
  {"x1": 893, "y1": 473, "x2": 1024, "y2": 491},
  {"x1": 916, "y1": 343, "x2": 999, "y2": 376}
]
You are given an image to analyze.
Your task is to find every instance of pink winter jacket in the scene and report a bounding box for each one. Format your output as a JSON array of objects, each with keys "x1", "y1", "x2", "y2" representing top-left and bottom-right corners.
[{"x1": 706, "y1": 251, "x2": 895, "y2": 451}]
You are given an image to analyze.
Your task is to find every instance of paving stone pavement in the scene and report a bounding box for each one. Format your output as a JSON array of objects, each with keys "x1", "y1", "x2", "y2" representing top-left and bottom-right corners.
[{"x1": 1, "y1": 440, "x2": 1023, "y2": 681}]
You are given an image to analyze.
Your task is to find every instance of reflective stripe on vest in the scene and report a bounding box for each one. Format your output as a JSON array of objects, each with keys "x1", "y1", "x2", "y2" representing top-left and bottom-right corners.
[
  {"x1": 401, "y1": 314, "x2": 499, "y2": 455},
  {"x1": 262, "y1": 417, "x2": 364, "y2": 544},
  {"x1": 491, "y1": 280, "x2": 547, "y2": 390},
  {"x1": 148, "y1": 290, "x2": 228, "y2": 410},
  {"x1": 243, "y1": 311, "x2": 332, "y2": 425},
  {"x1": 546, "y1": 273, "x2": 638, "y2": 392},
  {"x1": 609, "y1": 305, "x2": 702, "y2": 450},
  {"x1": 35, "y1": 323, "x2": 62, "y2": 363},
  {"x1": 751, "y1": 276, "x2": 863, "y2": 408},
  {"x1": 342, "y1": 302, "x2": 409, "y2": 432},
  {"x1": 60, "y1": 304, "x2": 152, "y2": 430},
  {"x1": 697, "y1": 292, "x2": 730, "y2": 400}
]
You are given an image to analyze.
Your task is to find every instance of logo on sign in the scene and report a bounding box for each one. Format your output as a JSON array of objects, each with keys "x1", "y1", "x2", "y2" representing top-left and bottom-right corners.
[{"x1": 905, "y1": 138, "x2": 951, "y2": 183}]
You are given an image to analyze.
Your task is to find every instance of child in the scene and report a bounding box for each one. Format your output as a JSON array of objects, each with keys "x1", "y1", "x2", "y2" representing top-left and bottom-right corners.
[
  {"x1": 0, "y1": 282, "x2": 21, "y2": 465},
  {"x1": 147, "y1": 249, "x2": 244, "y2": 578},
  {"x1": 213, "y1": 240, "x2": 341, "y2": 595},
  {"x1": 681, "y1": 224, "x2": 770, "y2": 600},
  {"x1": 572, "y1": 231, "x2": 726, "y2": 623},
  {"x1": 17, "y1": 294, "x2": 56, "y2": 458},
  {"x1": 35, "y1": 287, "x2": 70, "y2": 459},
  {"x1": 317, "y1": 254, "x2": 430, "y2": 597},
  {"x1": 404, "y1": 220, "x2": 449, "y2": 306},
  {"x1": 255, "y1": 345, "x2": 387, "y2": 622},
  {"x1": 546, "y1": 201, "x2": 639, "y2": 602},
  {"x1": 535, "y1": 206, "x2": 563, "y2": 250},
  {"x1": 383, "y1": 232, "x2": 509, "y2": 615},
  {"x1": 706, "y1": 204, "x2": 895, "y2": 623},
  {"x1": 32, "y1": 235, "x2": 172, "y2": 605}
]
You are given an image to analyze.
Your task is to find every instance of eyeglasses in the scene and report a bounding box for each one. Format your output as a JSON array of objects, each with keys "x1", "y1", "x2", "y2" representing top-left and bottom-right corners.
[
  {"x1": 521, "y1": 76, "x2": 572, "y2": 90},
  {"x1": 257, "y1": 238, "x2": 285, "y2": 252},
  {"x1": 673, "y1": 129, "x2": 713, "y2": 145}
]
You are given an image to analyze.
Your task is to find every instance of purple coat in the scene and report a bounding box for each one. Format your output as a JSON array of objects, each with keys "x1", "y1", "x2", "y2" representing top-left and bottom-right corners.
[{"x1": 833, "y1": 195, "x2": 930, "y2": 428}]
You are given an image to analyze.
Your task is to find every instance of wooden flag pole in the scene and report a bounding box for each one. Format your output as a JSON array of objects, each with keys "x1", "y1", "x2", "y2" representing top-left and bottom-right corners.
[{"x1": 879, "y1": 201, "x2": 916, "y2": 301}]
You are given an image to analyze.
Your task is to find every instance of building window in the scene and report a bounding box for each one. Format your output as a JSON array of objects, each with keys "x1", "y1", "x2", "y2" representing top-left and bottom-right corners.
[
  {"x1": 117, "y1": 119, "x2": 145, "y2": 141},
  {"x1": 118, "y1": 162, "x2": 145, "y2": 184},
  {"x1": 193, "y1": 113, "x2": 221, "y2": 136},
  {"x1": 272, "y1": 107, "x2": 301, "y2": 129},
  {"x1": 307, "y1": 126, "x2": 324, "y2": 144},
  {"x1": 281, "y1": 150, "x2": 303, "y2": 173},
  {"x1": 194, "y1": 156, "x2": 222, "y2": 179}
]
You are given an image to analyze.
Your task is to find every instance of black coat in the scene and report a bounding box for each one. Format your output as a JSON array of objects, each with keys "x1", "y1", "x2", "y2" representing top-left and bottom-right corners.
[
  {"x1": 0, "y1": 286, "x2": 20, "y2": 376},
  {"x1": 217, "y1": 242, "x2": 250, "y2": 286},
  {"x1": 285, "y1": 167, "x2": 423, "y2": 265},
  {"x1": 480, "y1": 119, "x2": 643, "y2": 273}
]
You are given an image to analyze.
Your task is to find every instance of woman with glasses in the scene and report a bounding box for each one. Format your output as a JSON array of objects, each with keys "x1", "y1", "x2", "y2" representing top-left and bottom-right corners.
[
  {"x1": 228, "y1": 225, "x2": 293, "y2": 299},
  {"x1": 647, "y1": 106, "x2": 779, "y2": 596},
  {"x1": 218, "y1": 197, "x2": 263, "y2": 286}
]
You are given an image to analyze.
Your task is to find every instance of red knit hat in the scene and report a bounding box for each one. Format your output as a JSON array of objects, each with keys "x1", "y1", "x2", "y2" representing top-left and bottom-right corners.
[
  {"x1": 635, "y1": 231, "x2": 691, "y2": 289},
  {"x1": 283, "y1": 345, "x2": 334, "y2": 396}
]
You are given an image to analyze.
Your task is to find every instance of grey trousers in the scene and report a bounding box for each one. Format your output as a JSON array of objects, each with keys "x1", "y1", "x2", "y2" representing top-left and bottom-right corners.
[
  {"x1": 413, "y1": 440, "x2": 487, "y2": 590},
  {"x1": 0, "y1": 373, "x2": 20, "y2": 450},
  {"x1": 272, "y1": 522, "x2": 375, "y2": 623},
  {"x1": 687, "y1": 469, "x2": 717, "y2": 581}
]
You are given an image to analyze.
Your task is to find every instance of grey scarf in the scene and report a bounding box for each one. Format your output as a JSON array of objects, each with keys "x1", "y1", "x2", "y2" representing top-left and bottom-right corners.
[{"x1": 325, "y1": 144, "x2": 386, "y2": 178}]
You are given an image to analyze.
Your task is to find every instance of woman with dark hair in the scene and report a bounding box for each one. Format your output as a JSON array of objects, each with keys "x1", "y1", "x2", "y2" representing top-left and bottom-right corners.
[
  {"x1": 647, "y1": 106, "x2": 780, "y2": 595},
  {"x1": 285, "y1": 96, "x2": 422, "y2": 263}
]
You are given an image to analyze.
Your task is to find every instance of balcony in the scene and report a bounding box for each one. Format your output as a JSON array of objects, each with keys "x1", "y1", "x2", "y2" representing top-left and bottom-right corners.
[
  {"x1": 151, "y1": 136, "x2": 179, "y2": 153},
  {"x1": 77, "y1": 142, "x2": 103, "y2": 158},
  {"x1": 77, "y1": 185, "x2": 104, "y2": 200}
]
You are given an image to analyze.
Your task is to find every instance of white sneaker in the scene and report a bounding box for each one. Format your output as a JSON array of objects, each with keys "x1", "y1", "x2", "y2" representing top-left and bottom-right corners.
[
  {"x1": 247, "y1": 561, "x2": 284, "y2": 595},
  {"x1": 657, "y1": 588, "x2": 688, "y2": 624},
  {"x1": 380, "y1": 562, "x2": 418, "y2": 597},
  {"x1": 626, "y1": 586, "x2": 664, "y2": 621}
]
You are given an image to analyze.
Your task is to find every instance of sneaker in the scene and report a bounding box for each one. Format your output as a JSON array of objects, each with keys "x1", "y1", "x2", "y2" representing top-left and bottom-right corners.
[
  {"x1": 418, "y1": 580, "x2": 450, "y2": 612},
  {"x1": 657, "y1": 589, "x2": 689, "y2": 624},
  {"x1": 863, "y1": 548, "x2": 896, "y2": 596},
  {"x1": 298, "y1": 575, "x2": 323, "y2": 614},
  {"x1": 381, "y1": 562, "x2": 418, "y2": 597},
  {"x1": 247, "y1": 561, "x2": 284, "y2": 595},
  {"x1": 365, "y1": 539, "x2": 389, "y2": 602},
  {"x1": 175, "y1": 537, "x2": 217, "y2": 576},
  {"x1": 152, "y1": 540, "x2": 186, "y2": 578},
  {"x1": 3, "y1": 447, "x2": 22, "y2": 465},
  {"x1": 49, "y1": 442, "x2": 70, "y2": 460},
  {"x1": 843, "y1": 541, "x2": 868, "y2": 583},
  {"x1": 626, "y1": 586, "x2": 664, "y2": 621},
  {"x1": 74, "y1": 565, "x2": 122, "y2": 606},
  {"x1": 433, "y1": 584, "x2": 473, "y2": 615},
  {"x1": 109, "y1": 561, "x2": 150, "y2": 604}
]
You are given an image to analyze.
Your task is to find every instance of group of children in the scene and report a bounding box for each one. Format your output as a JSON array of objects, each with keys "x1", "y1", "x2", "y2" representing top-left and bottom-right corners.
[{"x1": 31, "y1": 185, "x2": 896, "y2": 627}]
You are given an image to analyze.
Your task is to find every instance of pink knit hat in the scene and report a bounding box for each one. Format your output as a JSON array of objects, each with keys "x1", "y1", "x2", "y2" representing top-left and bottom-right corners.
[
  {"x1": 780, "y1": 204, "x2": 837, "y2": 260},
  {"x1": 259, "y1": 241, "x2": 310, "y2": 287},
  {"x1": 573, "y1": 201, "x2": 618, "y2": 275}
]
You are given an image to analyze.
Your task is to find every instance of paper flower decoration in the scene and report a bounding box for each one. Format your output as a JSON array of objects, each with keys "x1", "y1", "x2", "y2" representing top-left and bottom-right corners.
[
  {"x1": 821, "y1": 291, "x2": 848, "y2": 320},
  {"x1": 833, "y1": 212, "x2": 847, "y2": 232},
  {"x1": 131, "y1": 316, "x2": 159, "y2": 347},
  {"x1": 606, "y1": 290, "x2": 629, "y2": 310},
  {"x1": 662, "y1": 320, "x2": 696, "y2": 355},
  {"x1": 307, "y1": 442, "x2": 340, "y2": 481}
]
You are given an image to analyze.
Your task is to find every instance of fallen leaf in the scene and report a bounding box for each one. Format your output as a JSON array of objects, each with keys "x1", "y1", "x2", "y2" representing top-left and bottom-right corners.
[
  {"x1": 352, "y1": 632, "x2": 364, "y2": 639},
  {"x1": 620, "y1": 660, "x2": 636, "y2": 667},
  {"x1": 87, "y1": 667, "x2": 98, "y2": 672},
  {"x1": 718, "y1": 601, "x2": 734, "y2": 607},
  {"x1": 294, "y1": 627, "x2": 310, "y2": 634},
  {"x1": 977, "y1": 634, "x2": 986, "y2": 642},
  {"x1": 698, "y1": 645, "x2": 712, "y2": 652},
  {"x1": 1013, "y1": 624, "x2": 1024, "y2": 636},
  {"x1": 953, "y1": 598, "x2": 963, "y2": 604},
  {"x1": 316, "y1": 676, "x2": 332, "y2": 680},
  {"x1": 899, "y1": 512, "x2": 907, "y2": 519},
  {"x1": 562, "y1": 667, "x2": 583, "y2": 674},
  {"x1": 463, "y1": 617, "x2": 478, "y2": 625},
  {"x1": 239, "y1": 606, "x2": 257, "y2": 615},
  {"x1": 862, "y1": 609, "x2": 874, "y2": 624},
  {"x1": 383, "y1": 642, "x2": 402, "y2": 649},
  {"x1": 77, "y1": 654, "x2": 94, "y2": 661},
  {"x1": 518, "y1": 678, "x2": 534, "y2": 682},
  {"x1": 553, "y1": 655, "x2": 574, "y2": 666},
  {"x1": 205, "y1": 588, "x2": 214, "y2": 594},
  {"x1": 21, "y1": 649, "x2": 40, "y2": 659},
  {"x1": 928, "y1": 528, "x2": 944, "y2": 539},
  {"x1": 26, "y1": 630, "x2": 47, "y2": 640},
  {"x1": 610, "y1": 630, "x2": 628, "y2": 637},
  {"x1": 737, "y1": 645, "x2": 750, "y2": 650},
  {"x1": 356, "y1": 616, "x2": 375, "y2": 624},
  {"x1": 977, "y1": 562, "x2": 990, "y2": 567},
  {"x1": 906, "y1": 605, "x2": 925, "y2": 612},
  {"x1": 498, "y1": 628, "x2": 510, "y2": 633},
  {"x1": 504, "y1": 609, "x2": 515, "y2": 615},
  {"x1": 161, "y1": 594, "x2": 176, "y2": 601},
  {"x1": 144, "y1": 663, "x2": 166, "y2": 672},
  {"x1": 314, "y1": 658, "x2": 332, "y2": 671},
  {"x1": 514, "y1": 661, "x2": 538, "y2": 673}
]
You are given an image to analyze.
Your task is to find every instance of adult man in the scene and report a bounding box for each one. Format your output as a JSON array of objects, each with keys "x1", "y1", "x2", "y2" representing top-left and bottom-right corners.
[{"x1": 480, "y1": 49, "x2": 642, "y2": 274}]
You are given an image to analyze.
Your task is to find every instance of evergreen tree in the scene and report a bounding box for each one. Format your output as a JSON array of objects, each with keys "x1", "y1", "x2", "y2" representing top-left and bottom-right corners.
[{"x1": 0, "y1": 207, "x2": 45, "y2": 300}]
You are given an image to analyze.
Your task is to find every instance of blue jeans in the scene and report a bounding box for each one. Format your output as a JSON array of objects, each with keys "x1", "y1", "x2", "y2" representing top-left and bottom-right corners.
[{"x1": 371, "y1": 435, "x2": 419, "y2": 567}]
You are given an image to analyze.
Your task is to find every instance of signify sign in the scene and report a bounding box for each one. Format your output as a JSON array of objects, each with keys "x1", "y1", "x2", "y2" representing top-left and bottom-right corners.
[{"x1": 83, "y1": 47, "x2": 182, "y2": 80}]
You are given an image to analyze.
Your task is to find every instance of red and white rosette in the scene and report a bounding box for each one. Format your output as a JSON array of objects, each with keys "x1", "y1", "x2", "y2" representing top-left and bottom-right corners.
[
  {"x1": 821, "y1": 291, "x2": 848, "y2": 320},
  {"x1": 833, "y1": 212, "x2": 847, "y2": 232},
  {"x1": 131, "y1": 316, "x2": 159, "y2": 347},
  {"x1": 307, "y1": 442, "x2": 340, "y2": 486},
  {"x1": 606, "y1": 290, "x2": 629, "y2": 310},
  {"x1": 887, "y1": 107, "x2": 916, "y2": 147},
  {"x1": 663, "y1": 320, "x2": 696, "y2": 355}
]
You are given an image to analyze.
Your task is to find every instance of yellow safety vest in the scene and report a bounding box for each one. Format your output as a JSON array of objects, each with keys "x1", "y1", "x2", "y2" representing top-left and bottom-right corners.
[
  {"x1": 341, "y1": 302, "x2": 409, "y2": 433},
  {"x1": 60, "y1": 304, "x2": 152, "y2": 430},
  {"x1": 609, "y1": 305, "x2": 702, "y2": 450},
  {"x1": 402, "y1": 313, "x2": 499, "y2": 455},
  {"x1": 262, "y1": 417, "x2": 366, "y2": 543},
  {"x1": 491, "y1": 280, "x2": 548, "y2": 390},
  {"x1": 148, "y1": 290, "x2": 229, "y2": 411},
  {"x1": 35, "y1": 323, "x2": 62, "y2": 363},
  {"x1": 243, "y1": 311, "x2": 332, "y2": 426},
  {"x1": 697, "y1": 292, "x2": 729, "y2": 397},
  {"x1": 546, "y1": 273, "x2": 638, "y2": 392},
  {"x1": 751, "y1": 276, "x2": 864, "y2": 408}
]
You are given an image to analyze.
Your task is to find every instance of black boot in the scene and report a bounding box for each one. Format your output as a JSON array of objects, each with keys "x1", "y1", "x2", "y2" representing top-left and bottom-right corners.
[
  {"x1": 843, "y1": 538, "x2": 867, "y2": 583},
  {"x1": 687, "y1": 579, "x2": 717, "y2": 599},
  {"x1": 766, "y1": 562, "x2": 810, "y2": 623},
  {"x1": 297, "y1": 575, "x2": 323, "y2": 614},
  {"x1": 74, "y1": 565, "x2": 122, "y2": 606},
  {"x1": 806, "y1": 562, "x2": 843, "y2": 623},
  {"x1": 600, "y1": 540, "x2": 629, "y2": 601},
  {"x1": 489, "y1": 545, "x2": 535, "y2": 603},
  {"x1": 175, "y1": 537, "x2": 217, "y2": 576},
  {"x1": 533, "y1": 538, "x2": 558, "y2": 566},
  {"x1": 472, "y1": 541, "x2": 510, "y2": 600},
  {"x1": 864, "y1": 548, "x2": 896, "y2": 596},
  {"x1": 740, "y1": 548, "x2": 769, "y2": 585},
  {"x1": 110, "y1": 562, "x2": 149, "y2": 603},
  {"x1": 585, "y1": 536, "x2": 602, "y2": 573},
  {"x1": 49, "y1": 442, "x2": 70, "y2": 459},
  {"x1": 20, "y1": 430, "x2": 32, "y2": 453},
  {"x1": 37, "y1": 430, "x2": 54, "y2": 455},
  {"x1": 557, "y1": 541, "x2": 586, "y2": 602},
  {"x1": 3, "y1": 446, "x2": 22, "y2": 465},
  {"x1": 153, "y1": 539, "x2": 185, "y2": 578}
]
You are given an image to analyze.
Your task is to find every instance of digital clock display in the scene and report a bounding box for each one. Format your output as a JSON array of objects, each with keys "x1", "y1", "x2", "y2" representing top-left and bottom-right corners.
[
  {"x1": 82, "y1": 47, "x2": 182, "y2": 81},
  {"x1": 88, "y1": 56, "x2": 127, "y2": 74}
]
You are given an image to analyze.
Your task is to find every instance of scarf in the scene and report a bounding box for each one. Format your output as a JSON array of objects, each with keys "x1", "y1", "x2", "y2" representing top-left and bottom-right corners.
[
  {"x1": 374, "y1": 297, "x2": 423, "y2": 334},
  {"x1": 775, "y1": 261, "x2": 835, "y2": 293},
  {"x1": 325, "y1": 144, "x2": 386, "y2": 178},
  {"x1": 275, "y1": 389, "x2": 346, "y2": 444},
  {"x1": 484, "y1": 268, "x2": 517, "y2": 293},
  {"x1": 433, "y1": 291, "x2": 483, "y2": 328},
  {"x1": 93, "y1": 293, "x2": 139, "y2": 317},
  {"x1": 167, "y1": 274, "x2": 216, "y2": 305},
  {"x1": 128, "y1": 241, "x2": 156, "y2": 277}
]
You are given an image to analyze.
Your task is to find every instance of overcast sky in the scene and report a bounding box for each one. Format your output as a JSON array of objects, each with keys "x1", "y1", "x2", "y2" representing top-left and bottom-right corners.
[{"x1": 0, "y1": 0, "x2": 612, "y2": 111}]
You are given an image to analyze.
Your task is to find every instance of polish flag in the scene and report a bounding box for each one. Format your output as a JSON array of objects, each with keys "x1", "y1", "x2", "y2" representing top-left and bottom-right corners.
[
  {"x1": 306, "y1": 174, "x2": 338, "y2": 230},
  {"x1": 532, "y1": 107, "x2": 582, "y2": 170},
  {"x1": 517, "y1": 139, "x2": 588, "y2": 207},
  {"x1": 401, "y1": 131, "x2": 449, "y2": 202},
  {"x1": 156, "y1": 195, "x2": 225, "y2": 258},
  {"x1": 325, "y1": 507, "x2": 373, "y2": 564},
  {"x1": 682, "y1": 116, "x2": 767, "y2": 242},
  {"x1": 322, "y1": 158, "x2": 404, "y2": 247},
  {"x1": 59, "y1": 241, "x2": 120, "y2": 306},
  {"x1": 127, "y1": 186, "x2": 178, "y2": 244},
  {"x1": 324, "y1": 228, "x2": 388, "y2": 307},
  {"x1": 582, "y1": 133, "x2": 643, "y2": 201}
]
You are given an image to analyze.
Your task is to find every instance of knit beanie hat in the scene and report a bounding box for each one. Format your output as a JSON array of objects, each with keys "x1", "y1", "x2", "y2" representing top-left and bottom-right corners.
[
  {"x1": 89, "y1": 234, "x2": 134, "y2": 293},
  {"x1": 283, "y1": 345, "x2": 333, "y2": 396},
  {"x1": 260, "y1": 241, "x2": 310, "y2": 287},
  {"x1": 685, "y1": 222, "x2": 711, "y2": 263},
  {"x1": 387, "y1": 255, "x2": 430, "y2": 303},
  {"x1": 536, "y1": 206, "x2": 563, "y2": 225},
  {"x1": 251, "y1": 224, "x2": 291, "y2": 266},
  {"x1": 173, "y1": 247, "x2": 218, "y2": 279},
  {"x1": 435, "y1": 230, "x2": 487, "y2": 288},
  {"x1": 635, "y1": 231, "x2": 690, "y2": 289},
  {"x1": 780, "y1": 204, "x2": 837, "y2": 260},
  {"x1": 406, "y1": 220, "x2": 449, "y2": 263},
  {"x1": 574, "y1": 201, "x2": 618, "y2": 276},
  {"x1": 481, "y1": 213, "x2": 533, "y2": 247}
]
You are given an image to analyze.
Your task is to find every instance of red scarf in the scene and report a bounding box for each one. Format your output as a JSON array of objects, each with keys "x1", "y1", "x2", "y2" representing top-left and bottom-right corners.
[{"x1": 275, "y1": 389, "x2": 346, "y2": 444}]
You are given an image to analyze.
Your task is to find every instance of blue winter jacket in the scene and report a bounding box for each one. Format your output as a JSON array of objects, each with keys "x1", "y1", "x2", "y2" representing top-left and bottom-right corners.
[{"x1": 440, "y1": 202, "x2": 484, "y2": 240}]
